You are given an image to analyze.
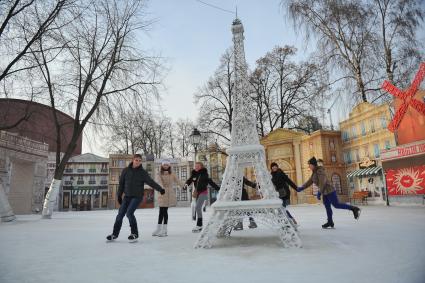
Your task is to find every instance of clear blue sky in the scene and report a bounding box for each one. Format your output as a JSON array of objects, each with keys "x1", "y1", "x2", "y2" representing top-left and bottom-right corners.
[{"x1": 140, "y1": 0, "x2": 312, "y2": 121}]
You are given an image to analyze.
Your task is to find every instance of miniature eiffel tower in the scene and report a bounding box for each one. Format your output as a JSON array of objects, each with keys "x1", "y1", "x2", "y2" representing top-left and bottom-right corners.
[{"x1": 194, "y1": 18, "x2": 301, "y2": 248}]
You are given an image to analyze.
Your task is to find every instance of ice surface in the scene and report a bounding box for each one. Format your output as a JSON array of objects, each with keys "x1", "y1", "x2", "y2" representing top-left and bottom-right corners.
[{"x1": 1, "y1": 205, "x2": 424, "y2": 283}]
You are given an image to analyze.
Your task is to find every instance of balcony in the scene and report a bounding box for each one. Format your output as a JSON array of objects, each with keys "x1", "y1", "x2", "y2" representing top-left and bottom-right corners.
[
  {"x1": 65, "y1": 169, "x2": 73, "y2": 173},
  {"x1": 77, "y1": 181, "x2": 84, "y2": 185},
  {"x1": 88, "y1": 181, "x2": 96, "y2": 185},
  {"x1": 0, "y1": 130, "x2": 49, "y2": 156},
  {"x1": 101, "y1": 169, "x2": 108, "y2": 173},
  {"x1": 100, "y1": 180, "x2": 108, "y2": 185},
  {"x1": 88, "y1": 169, "x2": 96, "y2": 173},
  {"x1": 77, "y1": 169, "x2": 85, "y2": 173},
  {"x1": 64, "y1": 181, "x2": 73, "y2": 185}
]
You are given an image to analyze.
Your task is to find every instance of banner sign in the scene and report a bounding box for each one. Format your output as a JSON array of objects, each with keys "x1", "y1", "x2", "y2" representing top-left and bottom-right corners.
[{"x1": 386, "y1": 165, "x2": 425, "y2": 195}]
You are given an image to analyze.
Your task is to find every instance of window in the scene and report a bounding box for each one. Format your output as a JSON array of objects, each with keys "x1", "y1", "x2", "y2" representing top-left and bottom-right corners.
[
  {"x1": 370, "y1": 120, "x2": 375, "y2": 133},
  {"x1": 329, "y1": 139, "x2": 335, "y2": 150},
  {"x1": 77, "y1": 175, "x2": 84, "y2": 184},
  {"x1": 181, "y1": 167, "x2": 187, "y2": 180},
  {"x1": 374, "y1": 144, "x2": 380, "y2": 158},
  {"x1": 89, "y1": 164, "x2": 96, "y2": 173},
  {"x1": 332, "y1": 174, "x2": 343, "y2": 194},
  {"x1": 118, "y1": 160, "x2": 125, "y2": 167},
  {"x1": 355, "y1": 149, "x2": 360, "y2": 162},
  {"x1": 331, "y1": 154, "x2": 337, "y2": 163},
  {"x1": 385, "y1": 140, "x2": 391, "y2": 150},
  {"x1": 351, "y1": 126, "x2": 357, "y2": 138},
  {"x1": 364, "y1": 146, "x2": 370, "y2": 157},
  {"x1": 179, "y1": 187, "x2": 188, "y2": 201},
  {"x1": 342, "y1": 131, "x2": 349, "y2": 142},
  {"x1": 344, "y1": 152, "x2": 352, "y2": 164},
  {"x1": 381, "y1": 116, "x2": 387, "y2": 129},
  {"x1": 89, "y1": 175, "x2": 96, "y2": 184},
  {"x1": 361, "y1": 122, "x2": 366, "y2": 136}
]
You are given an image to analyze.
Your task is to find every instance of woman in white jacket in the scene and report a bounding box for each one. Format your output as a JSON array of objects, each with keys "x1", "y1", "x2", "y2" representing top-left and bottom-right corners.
[{"x1": 152, "y1": 160, "x2": 184, "y2": 237}]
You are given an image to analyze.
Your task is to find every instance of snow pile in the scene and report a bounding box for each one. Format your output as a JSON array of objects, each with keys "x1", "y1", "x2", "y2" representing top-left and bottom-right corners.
[{"x1": 1, "y1": 205, "x2": 424, "y2": 283}]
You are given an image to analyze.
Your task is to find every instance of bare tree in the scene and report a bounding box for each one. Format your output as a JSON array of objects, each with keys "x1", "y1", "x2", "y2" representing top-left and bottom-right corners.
[
  {"x1": 195, "y1": 50, "x2": 234, "y2": 142},
  {"x1": 285, "y1": 0, "x2": 378, "y2": 102},
  {"x1": 174, "y1": 119, "x2": 194, "y2": 158},
  {"x1": 372, "y1": 0, "x2": 424, "y2": 85},
  {"x1": 0, "y1": 0, "x2": 68, "y2": 82},
  {"x1": 27, "y1": 0, "x2": 162, "y2": 218}
]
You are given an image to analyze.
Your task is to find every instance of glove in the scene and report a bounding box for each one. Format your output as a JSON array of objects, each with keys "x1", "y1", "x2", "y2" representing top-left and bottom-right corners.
[
  {"x1": 117, "y1": 195, "x2": 123, "y2": 205},
  {"x1": 317, "y1": 192, "x2": 321, "y2": 200},
  {"x1": 159, "y1": 189, "x2": 166, "y2": 195},
  {"x1": 296, "y1": 186, "x2": 304, "y2": 192}
]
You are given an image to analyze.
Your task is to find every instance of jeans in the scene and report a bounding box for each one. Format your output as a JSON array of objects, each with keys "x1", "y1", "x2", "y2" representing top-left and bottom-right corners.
[
  {"x1": 280, "y1": 197, "x2": 294, "y2": 220},
  {"x1": 195, "y1": 194, "x2": 208, "y2": 220},
  {"x1": 323, "y1": 191, "x2": 353, "y2": 222},
  {"x1": 112, "y1": 196, "x2": 143, "y2": 236}
]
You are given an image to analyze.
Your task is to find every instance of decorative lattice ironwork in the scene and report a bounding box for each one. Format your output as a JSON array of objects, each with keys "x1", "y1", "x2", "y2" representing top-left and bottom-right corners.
[{"x1": 194, "y1": 18, "x2": 301, "y2": 249}]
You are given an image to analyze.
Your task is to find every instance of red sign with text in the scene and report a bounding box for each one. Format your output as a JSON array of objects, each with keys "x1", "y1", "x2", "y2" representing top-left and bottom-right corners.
[{"x1": 386, "y1": 165, "x2": 425, "y2": 195}]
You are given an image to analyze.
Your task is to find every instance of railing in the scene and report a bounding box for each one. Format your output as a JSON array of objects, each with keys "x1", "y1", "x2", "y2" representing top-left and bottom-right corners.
[
  {"x1": 88, "y1": 181, "x2": 96, "y2": 184},
  {"x1": 89, "y1": 169, "x2": 96, "y2": 173},
  {"x1": 64, "y1": 181, "x2": 73, "y2": 185},
  {"x1": 77, "y1": 169, "x2": 85, "y2": 173},
  {"x1": 101, "y1": 169, "x2": 108, "y2": 173},
  {"x1": 100, "y1": 180, "x2": 108, "y2": 185},
  {"x1": 77, "y1": 181, "x2": 84, "y2": 185},
  {"x1": 65, "y1": 169, "x2": 73, "y2": 173},
  {"x1": 0, "y1": 130, "x2": 49, "y2": 155}
]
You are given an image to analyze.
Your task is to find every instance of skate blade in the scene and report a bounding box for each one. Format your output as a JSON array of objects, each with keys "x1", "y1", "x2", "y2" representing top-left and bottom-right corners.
[
  {"x1": 356, "y1": 209, "x2": 361, "y2": 220},
  {"x1": 128, "y1": 239, "x2": 138, "y2": 243},
  {"x1": 322, "y1": 227, "x2": 335, "y2": 229}
]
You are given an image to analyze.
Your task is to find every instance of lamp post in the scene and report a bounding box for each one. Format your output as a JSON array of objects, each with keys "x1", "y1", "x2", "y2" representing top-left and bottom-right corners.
[{"x1": 190, "y1": 128, "x2": 202, "y2": 162}]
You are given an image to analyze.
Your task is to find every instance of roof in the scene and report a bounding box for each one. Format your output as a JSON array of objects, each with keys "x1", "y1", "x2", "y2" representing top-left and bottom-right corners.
[{"x1": 68, "y1": 153, "x2": 108, "y2": 163}]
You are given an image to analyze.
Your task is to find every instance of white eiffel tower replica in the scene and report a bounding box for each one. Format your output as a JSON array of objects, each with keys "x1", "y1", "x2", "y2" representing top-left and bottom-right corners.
[{"x1": 194, "y1": 18, "x2": 302, "y2": 249}]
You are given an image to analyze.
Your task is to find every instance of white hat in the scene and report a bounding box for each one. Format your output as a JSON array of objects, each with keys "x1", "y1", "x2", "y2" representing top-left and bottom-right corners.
[{"x1": 161, "y1": 160, "x2": 171, "y2": 166}]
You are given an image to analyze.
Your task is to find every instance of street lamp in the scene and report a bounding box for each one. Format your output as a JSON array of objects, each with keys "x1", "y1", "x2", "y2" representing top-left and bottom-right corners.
[{"x1": 190, "y1": 127, "x2": 202, "y2": 162}]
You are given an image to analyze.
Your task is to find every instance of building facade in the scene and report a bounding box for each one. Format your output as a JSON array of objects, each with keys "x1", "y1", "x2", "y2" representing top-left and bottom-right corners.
[
  {"x1": 61, "y1": 153, "x2": 109, "y2": 211},
  {"x1": 0, "y1": 131, "x2": 49, "y2": 215},
  {"x1": 339, "y1": 102, "x2": 396, "y2": 204},
  {"x1": 258, "y1": 128, "x2": 348, "y2": 205}
]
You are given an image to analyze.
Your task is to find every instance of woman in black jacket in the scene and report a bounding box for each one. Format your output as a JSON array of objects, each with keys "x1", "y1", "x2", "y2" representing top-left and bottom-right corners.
[
  {"x1": 185, "y1": 162, "x2": 220, "y2": 232},
  {"x1": 270, "y1": 162, "x2": 299, "y2": 226}
]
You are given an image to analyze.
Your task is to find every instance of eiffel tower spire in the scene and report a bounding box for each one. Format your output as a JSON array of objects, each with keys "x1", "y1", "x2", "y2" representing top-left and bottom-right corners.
[{"x1": 230, "y1": 18, "x2": 258, "y2": 147}]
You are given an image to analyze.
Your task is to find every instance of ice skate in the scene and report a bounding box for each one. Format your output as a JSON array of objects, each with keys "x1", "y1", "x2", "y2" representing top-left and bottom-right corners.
[
  {"x1": 128, "y1": 234, "x2": 138, "y2": 242},
  {"x1": 158, "y1": 224, "x2": 168, "y2": 237},
  {"x1": 322, "y1": 221, "x2": 335, "y2": 229},
  {"x1": 152, "y1": 224, "x2": 162, "y2": 236},
  {"x1": 106, "y1": 234, "x2": 118, "y2": 241}
]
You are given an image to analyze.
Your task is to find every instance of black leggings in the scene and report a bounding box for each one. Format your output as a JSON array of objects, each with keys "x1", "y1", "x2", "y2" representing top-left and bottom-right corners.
[{"x1": 158, "y1": 207, "x2": 168, "y2": 224}]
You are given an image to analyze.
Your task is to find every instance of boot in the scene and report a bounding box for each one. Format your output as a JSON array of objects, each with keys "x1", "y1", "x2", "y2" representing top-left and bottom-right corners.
[
  {"x1": 128, "y1": 234, "x2": 138, "y2": 242},
  {"x1": 322, "y1": 220, "x2": 335, "y2": 229},
  {"x1": 158, "y1": 224, "x2": 167, "y2": 237},
  {"x1": 234, "y1": 221, "x2": 243, "y2": 230},
  {"x1": 352, "y1": 206, "x2": 361, "y2": 220},
  {"x1": 248, "y1": 219, "x2": 257, "y2": 229},
  {"x1": 192, "y1": 218, "x2": 203, "y2": 233},
  {"x1": 106, "y1": 234, "x2": 118, "y2": 241},
  {"x1": 152, "y1": 224, "x2": 162, "y2": 236}
]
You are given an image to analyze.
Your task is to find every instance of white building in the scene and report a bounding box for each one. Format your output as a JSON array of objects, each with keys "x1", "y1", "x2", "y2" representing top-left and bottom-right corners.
[{"x1": 61, "y1": 153, "x2": 109, "y2": 211}]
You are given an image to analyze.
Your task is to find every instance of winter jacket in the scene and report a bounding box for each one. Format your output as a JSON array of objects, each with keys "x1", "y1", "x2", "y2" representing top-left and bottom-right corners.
[
  {"x1": 271, "y1": 169, "x2": 297, "y2": 200},
  {"x1": 118, "y1": 162, "x2": 164, "y2": 199},
  {"x1": 185, "y1": 168, "x2": 220, "y2": 194},
  {"x1": 156, "y1": 171, "x2": 184, "y2": 207},
  {"x1": 302, "y1": 166, "x2": 335, "y2": 196},
  {"x1": 242, "y1": 177, "x2": 256, "y2": 201}
]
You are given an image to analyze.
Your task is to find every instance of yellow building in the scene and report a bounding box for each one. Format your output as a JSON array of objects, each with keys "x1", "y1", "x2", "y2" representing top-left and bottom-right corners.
[
  {"x1": 339, "y1": 102, "x2": 396, "y2": 204},
  {"x1": 256, "y1": 128, "x2": 348, "y2": 205}
]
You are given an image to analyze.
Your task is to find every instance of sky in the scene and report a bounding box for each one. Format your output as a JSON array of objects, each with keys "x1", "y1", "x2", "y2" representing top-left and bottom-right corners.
[
  {"x1": 84, "y1": 0, "x2": 315, "y2": 154},
  {"x1": 138, "y1": 0, "x2": 312, "y2": 121}
]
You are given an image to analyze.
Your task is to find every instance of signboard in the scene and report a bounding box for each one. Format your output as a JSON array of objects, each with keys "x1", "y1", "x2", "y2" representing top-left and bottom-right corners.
[
  {"x1": 386, "y1": 165, "x2": 425, "y2": 195},
  {"x1": 381, "y1": 140, "x2": 425, "y2": 161},
  {"x1": 359, "y1": 157, "x2": 377, "y2": 169}
]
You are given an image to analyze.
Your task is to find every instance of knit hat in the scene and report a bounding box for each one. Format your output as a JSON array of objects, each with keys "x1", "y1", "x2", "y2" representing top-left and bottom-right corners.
[
  {"x1": 308, "y1": 157, "x2": 318, "y2": 166},
  {"x1": 270, "y1": 162, "x2": 278, "y2": 169},
  {"x1": 161, "y1": 160, "x2": 171, "y2": 166}
]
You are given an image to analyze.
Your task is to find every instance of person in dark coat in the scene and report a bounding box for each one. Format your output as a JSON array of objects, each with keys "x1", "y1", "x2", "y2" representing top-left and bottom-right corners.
[
  {"x1": 185, "y1": 162, "x2": 220, "y2": 233},
  {"x1": 234, "y1": 177, "x2": 258, "y2": 230},
  {"x1": 296, "y1": 157, "x2": 361, "y2": 229},
  {"x1": 106, "y1": 154, "x2": 165, "y2": 242},
  {"x1": 270, "y1": 162, "x2": 299, "y2": 226}
]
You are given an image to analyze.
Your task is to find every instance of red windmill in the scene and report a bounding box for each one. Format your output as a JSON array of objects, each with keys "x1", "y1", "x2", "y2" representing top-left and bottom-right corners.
[{"x1": 381, "y1": 62, "x2": 425, "y2": 133}]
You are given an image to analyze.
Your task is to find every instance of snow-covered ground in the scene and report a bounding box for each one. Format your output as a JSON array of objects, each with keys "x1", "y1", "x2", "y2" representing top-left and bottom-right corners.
[{"x1": 1, "y1": 205, "x2": 424, "y2": 283}]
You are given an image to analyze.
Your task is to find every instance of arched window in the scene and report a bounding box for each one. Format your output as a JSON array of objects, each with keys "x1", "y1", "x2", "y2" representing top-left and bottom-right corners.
[{"x1": 332, "y1": 173, "x2": 342, "y2": 194}]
